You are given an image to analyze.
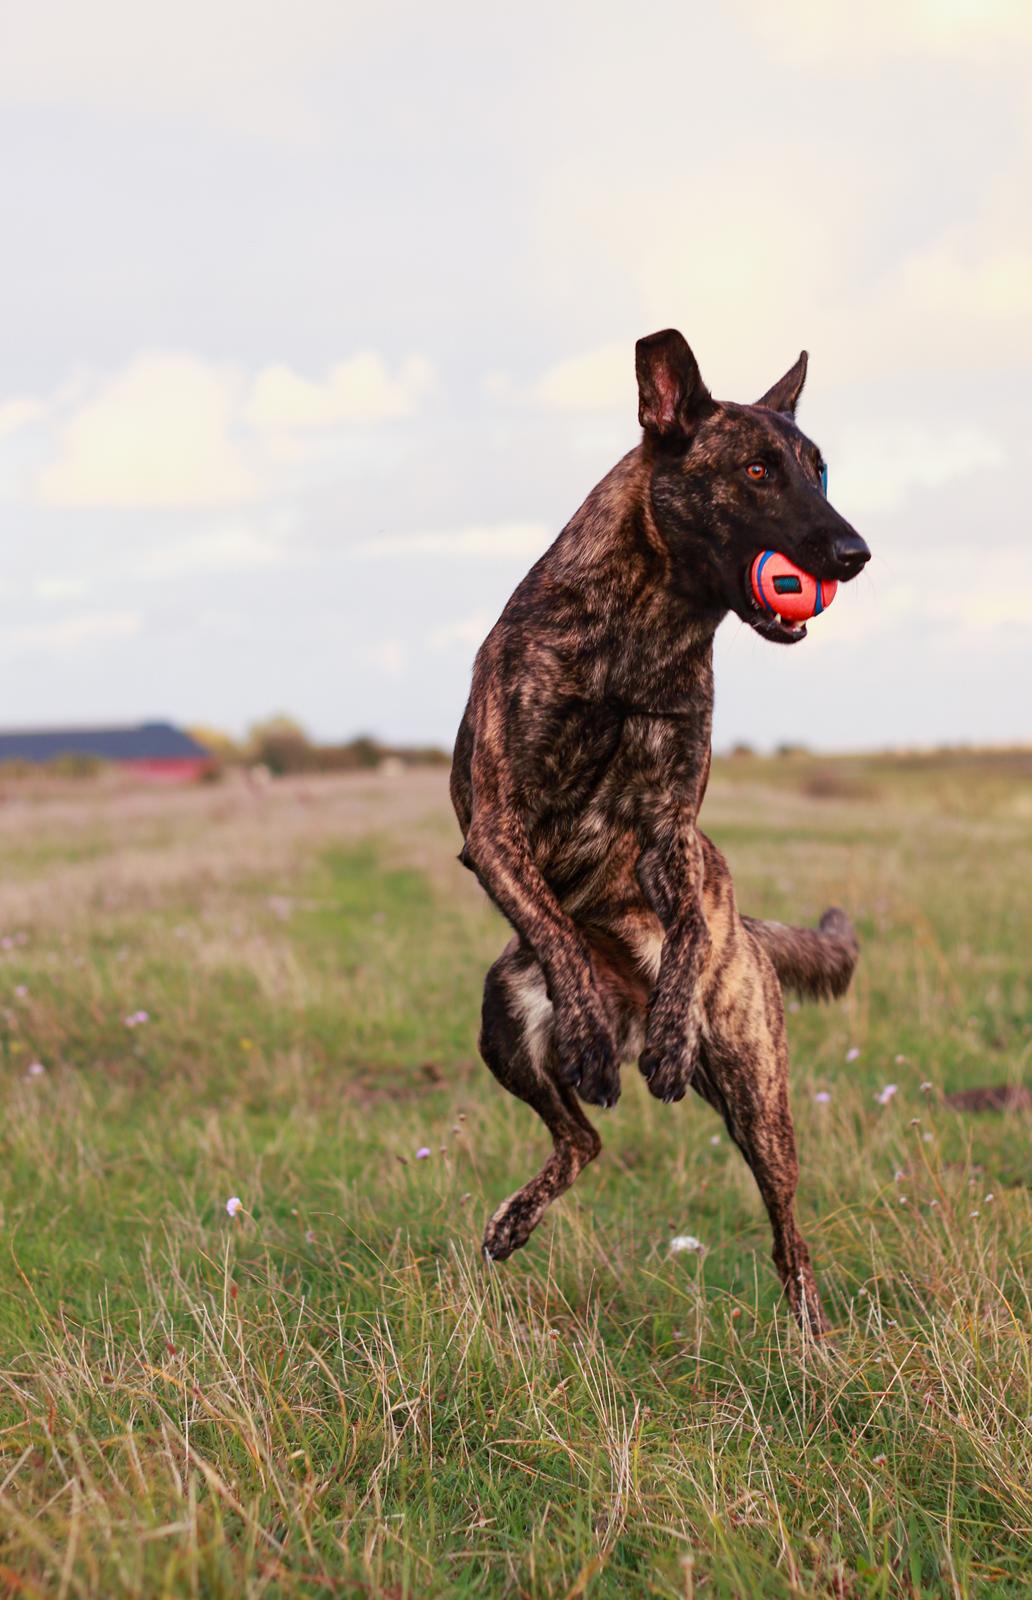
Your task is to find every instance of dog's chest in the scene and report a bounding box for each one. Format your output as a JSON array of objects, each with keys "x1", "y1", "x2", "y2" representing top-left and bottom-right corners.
[{"x1": 524, "y1": 700, "x2": 707, "y2": 884}]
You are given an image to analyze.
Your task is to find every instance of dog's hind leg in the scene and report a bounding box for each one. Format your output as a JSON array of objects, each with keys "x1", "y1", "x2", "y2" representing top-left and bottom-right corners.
[
  {"x1": 696, "y1": 931, "x2": 829, "y2": 1335},
  {"x1": 479, "y1": 940, "x2": 601, "y2": 1262}
]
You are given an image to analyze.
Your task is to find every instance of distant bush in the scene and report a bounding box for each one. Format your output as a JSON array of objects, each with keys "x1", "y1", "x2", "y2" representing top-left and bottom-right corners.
[
  {"x1": 187, "y1": 724, "x2": 242, "y2": 761},
  {"x1": 253, "y1": 731, "x2": 315, "y2": 776},
  {"x1": 47, "y1": 752, "x2": 105, "y2": 779},
  {"x1": 245, "y1": 715, "x2": 311, "y2": 775},
  {"x1": 801, "y1": 765, "x2": 879, "y2": 801},
  {"x1": 242, "y1": 715, "x2": 448, "y2": 776},
  {"x1": 0, "y1": 753, "x2": 106, "y2": 782},
  {"x1": 330, "y1": 735, "x2": 381, "y2": 771},
  {"x1": 312, "y1": 737, "x2": 449, "y2": 774}
]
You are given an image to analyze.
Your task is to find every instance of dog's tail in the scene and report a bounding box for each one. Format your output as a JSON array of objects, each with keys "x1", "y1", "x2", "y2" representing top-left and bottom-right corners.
[{"x1": 743, "y1": 907, "x2": 859, "y2": 1002}]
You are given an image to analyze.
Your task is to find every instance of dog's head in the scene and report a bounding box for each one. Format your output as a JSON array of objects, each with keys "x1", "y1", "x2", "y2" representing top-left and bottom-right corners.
[{"x1": 636, "y1": 329, "x2": 870, "y2": 643}]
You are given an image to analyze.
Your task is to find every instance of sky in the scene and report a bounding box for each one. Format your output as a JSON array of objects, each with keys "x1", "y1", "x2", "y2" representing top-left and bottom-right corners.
[{"x1": 2, "y1": 0, "x2": 1030, "y2": 752}]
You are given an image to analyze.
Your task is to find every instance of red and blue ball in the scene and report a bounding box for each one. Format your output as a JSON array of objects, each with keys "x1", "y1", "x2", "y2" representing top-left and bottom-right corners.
[{"x1": 750, "y1": 551, "x2": 837, "y2": 624}]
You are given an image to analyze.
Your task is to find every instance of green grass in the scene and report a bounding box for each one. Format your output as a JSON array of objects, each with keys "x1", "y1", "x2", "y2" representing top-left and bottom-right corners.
[{"x1": 0, "y1": 760, "x2": 1029, "y2": 1597}]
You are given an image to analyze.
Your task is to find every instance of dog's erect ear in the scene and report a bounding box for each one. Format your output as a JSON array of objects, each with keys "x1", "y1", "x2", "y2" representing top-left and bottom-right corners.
[
  {"x1": 635, "y1": 330, "x2": 711, "y2": 442},
  {"x1": 756, "y1": 351, "x2": 808, "y2": 416}
]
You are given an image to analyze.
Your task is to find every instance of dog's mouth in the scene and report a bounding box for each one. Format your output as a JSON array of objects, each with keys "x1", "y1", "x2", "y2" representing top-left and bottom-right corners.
[{"x1": 740, "y1": 571, "x2": 808, "y2": 645}]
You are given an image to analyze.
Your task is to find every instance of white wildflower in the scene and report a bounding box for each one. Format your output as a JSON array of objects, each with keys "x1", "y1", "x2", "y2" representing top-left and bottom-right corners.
[{"x1": 669, "y1": 1234, "x2": 705, "y2": 1255}]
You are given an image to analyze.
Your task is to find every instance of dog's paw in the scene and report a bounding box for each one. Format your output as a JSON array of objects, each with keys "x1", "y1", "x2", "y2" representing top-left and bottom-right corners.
[
  {"x1": 640, "y1": 991, "x2": 704, "y2": 1103},
  {"x1": 482, "y1": 1196, "x2": 534, "y2": 1262},
  {"x1": 554, "y1": 999, "x2": 620, "y2": 1109},
  {"x1": 639, "y1": 1011, "x2": 701, "y2": 1103},
  {"x1": 639, "y1": 1044, "x2": 695, "y2": 1102},
  {"x1": 576, "y1": 1048, "x2": 621, "y2": 1109}
]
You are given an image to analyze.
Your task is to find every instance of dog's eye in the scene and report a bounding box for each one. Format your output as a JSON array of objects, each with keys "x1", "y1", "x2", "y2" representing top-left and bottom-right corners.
[{"x1": 745, "y1": 462, "x2": 769, "y2": 481}]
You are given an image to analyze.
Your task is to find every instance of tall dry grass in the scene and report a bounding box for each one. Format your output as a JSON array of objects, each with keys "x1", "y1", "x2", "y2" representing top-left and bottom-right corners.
[{"x1": 0, "y1": 757, "x2": 1029, "y2": 1596}]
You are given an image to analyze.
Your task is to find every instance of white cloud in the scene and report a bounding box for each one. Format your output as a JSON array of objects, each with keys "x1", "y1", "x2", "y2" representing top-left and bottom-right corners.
[
  {"x1": 738, "y1": 0, "x2": 1032, "y2": 62},
  {"x1": 358, "y1": 521, "x2": 551, "y2": 559},
  {"x1": 484, "y1": 346, "x2": 634, "y2": 419},
  {"x1": 0, "y1": 398, "x2": 47, "y2": 438},
  {"x1": 0, "y1": 612, "x2": 142, "y2": 655},
  {"x1": 364, "y1": 638, "x2": 408, "y2": 679},
  {"x1": 244, "y1": 353, "x2": 434, "y2": 430},
  {"x1": 898, "y1": 239, "x2": 1032, "y2": 327},
  {"x1": 3, "y1": 3, "x2": 1031, "y2": 749},
  {"x1": 829, "y1": 421, "x2": 1007, "y2": 516},
  {"x1": 483, "y1": 371, "x2": 514, "y2": 401},
  {"x1": 523, "y1": 17, "x2": 1032, "y2": 395},
  {"x1": 18, "y1": 346, "x2": 430, "y2": 512},
  {"x1": 525, "y1": 169, "x2": 1032, "y2": 397},
  {"x1": 529, "y1": 344, "x2": 630, "y2": 413},
  {"x1": 36, "y1": 354, "x2": 257, "y2": 509},
  {"x1": 0, "y1": 0, "x2": 379, "y2": 141},
  {"x1": 428, "y1": 609, "x2": 494, "y2": 649},
  {"x1": 34, "y1": 575, "x2": 91, "y2": 602},
  {"x1": 134, "y1": 523, "x2": 290, "y2": 579},
  {"x1": 797, "y1": 540, "x2": 1031, "y2": 649}
]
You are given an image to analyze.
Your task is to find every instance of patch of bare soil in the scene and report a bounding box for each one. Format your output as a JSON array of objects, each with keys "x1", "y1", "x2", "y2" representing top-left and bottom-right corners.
[{"x1": 944, "y1": 1083, "x2": 1032, "y2": 1113}]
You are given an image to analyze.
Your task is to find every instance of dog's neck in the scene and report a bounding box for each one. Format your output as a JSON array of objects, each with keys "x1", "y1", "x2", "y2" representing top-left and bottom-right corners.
[{"x1": 551, "y1": 447, "x2": 721, "y2": 728}]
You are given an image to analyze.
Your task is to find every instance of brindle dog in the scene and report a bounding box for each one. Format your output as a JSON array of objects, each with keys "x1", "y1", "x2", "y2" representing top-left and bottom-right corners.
[{"x1": 450, "y1": 330, "x2": 870, "y2": 1332}]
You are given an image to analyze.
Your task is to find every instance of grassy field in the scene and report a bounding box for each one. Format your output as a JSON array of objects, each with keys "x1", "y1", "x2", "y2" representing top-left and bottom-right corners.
[{"x1": 0, "y1": 754, "x2": 1029, "y2": 1598}]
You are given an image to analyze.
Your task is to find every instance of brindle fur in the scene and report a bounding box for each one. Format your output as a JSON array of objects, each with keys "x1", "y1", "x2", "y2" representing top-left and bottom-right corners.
[{"x1": 451, "y1": 330, "x2": 870, "y2": 1333}]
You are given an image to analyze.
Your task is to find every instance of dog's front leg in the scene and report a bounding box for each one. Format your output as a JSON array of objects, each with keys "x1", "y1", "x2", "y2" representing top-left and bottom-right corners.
[
  {"x1": 462, "y1": 694, "x2": 621, "y2": 1106},
  {"x1": 636, "y1": 818, "x2": 710, "y2": 1103},
  {"x1": 464, "y1": 805, "x2": 620, "y2": 1108}
]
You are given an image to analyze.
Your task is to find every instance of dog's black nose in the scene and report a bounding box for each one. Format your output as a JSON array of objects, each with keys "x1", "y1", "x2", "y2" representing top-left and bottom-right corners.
[{"x1": 832, "y1": 532, "x2": 870, "y2": 577}]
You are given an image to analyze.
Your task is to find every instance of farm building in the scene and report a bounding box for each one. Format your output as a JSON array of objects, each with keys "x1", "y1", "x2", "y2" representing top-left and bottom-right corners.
[{"x1": 0, "y1": 722, "x2": 214, "y2": 782}]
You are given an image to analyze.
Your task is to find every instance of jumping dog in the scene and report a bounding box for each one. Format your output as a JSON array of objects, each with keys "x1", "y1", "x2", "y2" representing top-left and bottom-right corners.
[{"x1": 450, "y1": 330, "x2": 870, "y2": 1331}]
